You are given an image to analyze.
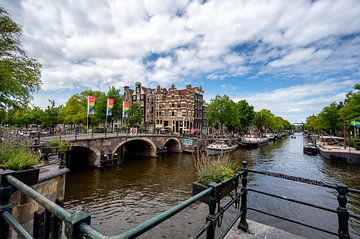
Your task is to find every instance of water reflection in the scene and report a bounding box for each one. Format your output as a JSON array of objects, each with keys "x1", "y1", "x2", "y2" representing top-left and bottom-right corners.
[{"x1": 64, "y1": 135, "x2": 360, "y2": 238}]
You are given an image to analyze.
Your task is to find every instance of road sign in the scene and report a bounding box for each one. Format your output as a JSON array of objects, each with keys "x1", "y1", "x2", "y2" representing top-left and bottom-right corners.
[{"x1": 130, "y1": 128, "x2": 138, "y2": 135}]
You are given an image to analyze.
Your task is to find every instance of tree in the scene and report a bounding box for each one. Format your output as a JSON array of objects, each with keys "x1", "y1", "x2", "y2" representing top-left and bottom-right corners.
[
  {"x1": 42, "y1": 100, "x2": 63, "y2": 128},
  {"x1": 207, "y1": 95, "x2": 237, "y2": 132},
  {"x1": 318, "y1": 102, "x2": 343, "y2": 135},
  {"x1": 236, "y1": 100, "x2": 255, "y2": 134},
  {"x1": 341, "y1": 84, "x2": 360, "y2": 124},
  {"x1": 0, "y1": 6, "x2": 41, "y2": 109},
  {"x1": 61, "y1": 90, "x2": 105, "y2": 125},
  {"x1": 253, "y1": 109, "x2": 274, "y2": 135},
  {"x1": 127, "y1": 102, "x2": 142, "y2": 127},
  {"x1": 106, "y1": 86, "x2": 122, "y2": 126}
]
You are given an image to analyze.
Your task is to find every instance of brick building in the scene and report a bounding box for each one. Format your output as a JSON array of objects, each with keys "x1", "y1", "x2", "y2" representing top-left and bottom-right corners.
[{"x1": 123, "y1": 82, "x2": 206, "y2": 133}]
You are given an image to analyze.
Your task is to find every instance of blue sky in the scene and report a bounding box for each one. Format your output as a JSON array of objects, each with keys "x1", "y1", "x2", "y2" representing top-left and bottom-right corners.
[{"x1": 3, "y1": 0, "x2": 360, "y2": 123}]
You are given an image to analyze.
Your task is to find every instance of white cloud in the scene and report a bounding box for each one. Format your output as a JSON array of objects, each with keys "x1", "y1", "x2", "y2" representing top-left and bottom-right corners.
[
  {"x1": 2, "y1": 0, "x2": 360, "y2": 121},
  {"x1": 234, "y1": 79, "x2": 357, "y2": 122}
]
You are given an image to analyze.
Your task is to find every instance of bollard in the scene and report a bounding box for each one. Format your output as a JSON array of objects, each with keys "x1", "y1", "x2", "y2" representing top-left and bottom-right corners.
[
  {"x1": 238, "y1": 160, "x2": 249, "y2": 231},
  {"x1": 336, "y1": 184, "x2": 350, "y2": 239}
]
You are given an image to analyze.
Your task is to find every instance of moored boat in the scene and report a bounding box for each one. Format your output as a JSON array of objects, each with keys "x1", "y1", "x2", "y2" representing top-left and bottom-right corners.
[
  {"x1": 237, "y1": 136, "x2": 269, "y2": 147},
  {"x1": 316, "y1": 136, "x2": 360, "y2": 164},
  {"x1": 264, "y1": 133, "x2": 276, "y2": 141},
  {"x1": 303, "y1": 143, "x2": 318, "y2": 155},
  {"x1": 207, "y1": 139, "x2": 238, "y2": 156}
]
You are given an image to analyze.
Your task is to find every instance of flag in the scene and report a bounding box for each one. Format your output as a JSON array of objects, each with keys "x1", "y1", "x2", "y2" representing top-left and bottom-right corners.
[
  {"x1": 87, "y1": 96, "x2": 95, "y2": 115},
  {"x1": 350, "y1": 120, "x2": 360, "y2": 127},
  {"x1": 123, "y1": 101, "x2": 129, "y2": 118},
  {"x1": 107, "y1": 98, "x2": 114, "y2": 116}
]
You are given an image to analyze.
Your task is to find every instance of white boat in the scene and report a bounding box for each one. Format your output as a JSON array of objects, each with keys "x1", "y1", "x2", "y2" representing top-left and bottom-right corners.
[
  {"x1": 238, "y1": 137, "x2": 269, "y2": 147},
  {"x1": 264, "y1": 133, "x2": 276, "y2": 141},
  {"x1": 316, "y1": 136, "x2": 360, "y2": 164},
  {"x1": 207, "y1": 139, "x2": 238, "y2": 156}
]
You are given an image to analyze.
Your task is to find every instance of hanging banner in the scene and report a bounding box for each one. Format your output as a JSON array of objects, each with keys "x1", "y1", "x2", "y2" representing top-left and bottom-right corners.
[
  {"x1": 87, "y1": 96, "x2": 95, "y2": 115},
  {"x1": 106, "y1": 98, "x2": 114, "y2": 116},
  {"x1": 350, "y1": 120, "x2": 360, "y2": 127},
  {"x1": 123, "y1": 101, "x2": 129, "y2": 118}
]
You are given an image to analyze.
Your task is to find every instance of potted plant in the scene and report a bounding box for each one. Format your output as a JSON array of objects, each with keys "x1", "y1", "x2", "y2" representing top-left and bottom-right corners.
[
  {"x1": 0, "y1": 143, "x2": 41, "y2": 185},
  {"x1": 45, "y1": 139, "x2": 71, "y2": 153},
  {"x1": 192, "y1": 150, "x2": 239, "y2": 203}
]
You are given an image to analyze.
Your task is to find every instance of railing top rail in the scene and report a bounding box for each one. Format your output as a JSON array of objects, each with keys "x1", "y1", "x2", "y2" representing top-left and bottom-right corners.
[
  {"x1": 3, "y1": 172, "x2": 217, "y2": 239},
  {"x1": 247, "y1": 169, "x2": 360, "y2": 194}
]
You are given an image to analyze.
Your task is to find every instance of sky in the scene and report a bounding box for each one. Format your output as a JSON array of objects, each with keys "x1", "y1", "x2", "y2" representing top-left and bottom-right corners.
[{"x1": 2, "y1": 0, "x2": 360, "y2": 123}]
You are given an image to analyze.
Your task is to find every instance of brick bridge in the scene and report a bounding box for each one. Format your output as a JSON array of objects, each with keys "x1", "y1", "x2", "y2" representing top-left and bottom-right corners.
[{"x1": 60, "y1": 134, "x2": 201, "y2": 168}]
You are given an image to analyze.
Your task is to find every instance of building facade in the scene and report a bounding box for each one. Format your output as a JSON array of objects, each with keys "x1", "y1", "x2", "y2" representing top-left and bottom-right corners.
[{"x1": 123, "y1": 83, "x2": 206, "y2": 133}]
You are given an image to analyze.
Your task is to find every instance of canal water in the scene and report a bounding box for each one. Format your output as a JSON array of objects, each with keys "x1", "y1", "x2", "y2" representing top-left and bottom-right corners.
[{"x1": 64, "y1": 134, "x2": 360, "y2": 238}]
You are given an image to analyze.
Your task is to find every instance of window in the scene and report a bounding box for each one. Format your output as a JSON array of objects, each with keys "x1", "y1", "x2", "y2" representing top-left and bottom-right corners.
[
  {"x1": 165, "y1": 112, "x2": 169, "y2": 117},
  {"x1": 172, "y1": 103, "x2": 175, "y2": 108},
  {"x1": 172, "y1": 95, "x2": 174, "y2": 99},
  {"x1": 172, "y1": 112, "x2": 175, "y2": 116},
  {"x1": 177, "y1": 112, "x2": 182, "y2": 117},
  {"x1": 132, "y1": 95, "x2": 137, "y2": 101},
  {"x1": 140, "y1": 94, "x2": 144, "y2": 100}
]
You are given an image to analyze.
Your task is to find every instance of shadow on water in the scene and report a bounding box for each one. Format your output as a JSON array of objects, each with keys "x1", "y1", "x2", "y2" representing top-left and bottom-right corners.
[{"x1": 64, "y1": 135, "x2": 360, "y2": 238}]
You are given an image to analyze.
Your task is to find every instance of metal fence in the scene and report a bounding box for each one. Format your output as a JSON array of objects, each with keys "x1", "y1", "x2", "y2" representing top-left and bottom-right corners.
[{"x1": 0, "y1": 161, "x2": 359, "y2": 238}]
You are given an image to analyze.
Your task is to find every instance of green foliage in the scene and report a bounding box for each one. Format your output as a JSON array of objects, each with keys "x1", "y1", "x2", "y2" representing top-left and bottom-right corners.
[
  {"x1": 318, "y1": 102, "x2": 343, "y2": 135},
  {"x1": 0, "y1": 143, "x2": 40, "y2": 170},
  {"x1": 253, "y1": 109, "x2": 274, "y2": 134},
  {"x1": 61, "y1": 90, "x2": 105, "y2": 125},
  {"x1": 305, "y1": 84, "x2": 359, "y2": 136},
  {"x1": 207, "y1": 95, "x2": 238, "y2": 131},
  {"x1": 127, "y1": 102, "x2": 142, "y2": 127},
  {"x1": 0, "y1": 6, "x2": 41, "y2": 109},
  {"x1": 194, "y1": 152, "x2": 237, "y2": 185},
  {"x1": 106, "y1": 86, "x2": 123, "y2": 122},
  {"x1": 46, "y1": 139, "x2": 70, "y2": 151},
  {"x1": 236, "y1": 100, "x2": 255, "y2": 133},
  {"x1": 42, "y1": 100, "x2": 63, "y2": 127}
]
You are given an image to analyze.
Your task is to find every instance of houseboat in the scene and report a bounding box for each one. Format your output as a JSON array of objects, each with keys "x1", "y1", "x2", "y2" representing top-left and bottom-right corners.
[
  {"x1": 316, "y1": 136, "x2": 360, "y2": 164},
  {"x1": 207, "y1": 139, "x2": 238, "y2": 156}
]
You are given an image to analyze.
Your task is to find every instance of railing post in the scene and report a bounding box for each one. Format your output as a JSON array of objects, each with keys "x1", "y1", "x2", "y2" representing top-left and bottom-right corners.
[
  {"x1": 206, "y1": 183, "x2": 217, "y2": 239},
  {"x1": 336, "y1": 184, "x2": 350, "y2": 239},
  {"x1": 238, "y1": 160, "x2": 249, "y2": 231},
  {"x1": 0, "y1": 170, "x2": 15, "y2": 239}
]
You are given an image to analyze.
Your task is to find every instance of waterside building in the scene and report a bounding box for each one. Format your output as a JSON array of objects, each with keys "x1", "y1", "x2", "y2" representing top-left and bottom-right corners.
[{"x1": 123, "y1": 82, "x2": 206, "y2": 133}]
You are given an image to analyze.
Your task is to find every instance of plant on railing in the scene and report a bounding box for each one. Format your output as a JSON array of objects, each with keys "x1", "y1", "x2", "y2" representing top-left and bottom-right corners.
[
  {"x1": 193, "y1": 149, "x2": 238, "y2": 185},
  {"x1": 0, "y1": 143, "x2": 40, "y2": 170}
]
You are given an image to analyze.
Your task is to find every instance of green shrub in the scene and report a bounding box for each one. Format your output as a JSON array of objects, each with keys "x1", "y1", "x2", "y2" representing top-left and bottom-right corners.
[
  {"x1": 0, "y1": 143, "x2": 40, "y2": 170},
  {"x1": 46, "y1": 139, "x2": 70, "y2": 151},
  {"x1": 194, "y1": 152, "x2": 238, "y2": 185}
]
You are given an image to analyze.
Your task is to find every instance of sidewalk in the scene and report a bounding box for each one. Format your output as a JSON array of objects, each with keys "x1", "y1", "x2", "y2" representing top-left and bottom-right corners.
[{"x1": 224, "y1": 220, "x2": 307, "y2": 239}]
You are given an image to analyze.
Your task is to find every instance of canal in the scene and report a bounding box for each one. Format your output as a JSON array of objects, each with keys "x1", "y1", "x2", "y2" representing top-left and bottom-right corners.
[{"x1": 64, "y1": 134, "x2": 360, "y2": 238}]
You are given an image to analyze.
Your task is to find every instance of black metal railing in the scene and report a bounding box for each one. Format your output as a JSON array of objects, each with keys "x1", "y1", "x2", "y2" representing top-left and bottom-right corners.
[
  {"x1": 0, "y1": 160, "x2": 359, "y2": 238},
  {"x1": 246, "y1": 168, "x2": 360, "y2": 239}
]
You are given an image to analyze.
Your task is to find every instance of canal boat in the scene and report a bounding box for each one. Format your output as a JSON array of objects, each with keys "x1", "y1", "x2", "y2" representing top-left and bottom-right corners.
[
  {"x1": 237, "y1": 136, "x2": 269, "y2": 147},
  {"x1": 264, "y1": 133, "x2": 276, "y2": 141},
  {"x1": 207, "y1": 139, "x2": 238, "y2": 156},
  {"x1": 316, "y1": 136, "x2": 360, "y2": 164},
  {"x1": 303, "y1": 143, "x2": 318, "y2": 155}
]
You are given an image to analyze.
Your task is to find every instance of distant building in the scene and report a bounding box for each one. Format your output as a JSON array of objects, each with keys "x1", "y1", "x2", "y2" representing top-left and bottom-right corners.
[{"x1": 123, "y1": 83, "x2": 206, "y2": 133}]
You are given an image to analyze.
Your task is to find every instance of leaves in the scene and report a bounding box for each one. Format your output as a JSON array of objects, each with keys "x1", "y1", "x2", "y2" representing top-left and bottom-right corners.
[
  {"x1": 0, "y1": 6, "x2": 41, "y2": 109},
  {"x1": 127, "y1": 102, "x2": 142, "y2": 127}
]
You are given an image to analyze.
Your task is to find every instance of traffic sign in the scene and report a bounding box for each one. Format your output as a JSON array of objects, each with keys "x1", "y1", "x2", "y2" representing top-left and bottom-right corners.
[{"x1": 130, "y1": 128, "x2": 138, "y2": 135}]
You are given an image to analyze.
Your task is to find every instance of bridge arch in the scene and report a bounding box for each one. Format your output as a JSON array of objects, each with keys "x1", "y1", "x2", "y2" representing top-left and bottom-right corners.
[
  {"x1": 113, "y1": 137, "x2": 157, "y2": 158},
  {"x1": 164, "y1": 138, "x2": 182, "y2": 152},
  {"x1": 68, "y1": 146, "x2": 100, "y2": 169}
]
